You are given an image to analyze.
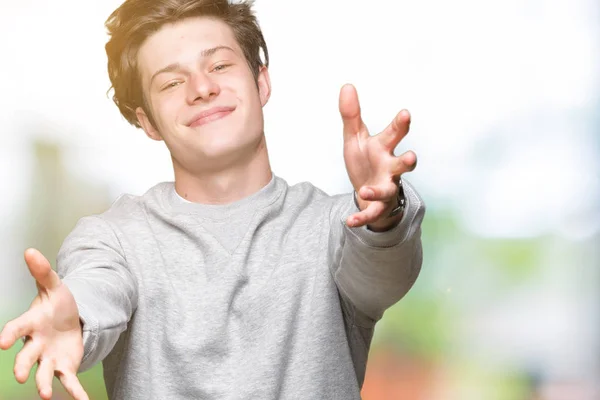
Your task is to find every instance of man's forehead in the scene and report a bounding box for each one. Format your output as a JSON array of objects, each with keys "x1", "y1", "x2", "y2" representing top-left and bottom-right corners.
[{"x1": 138, "y1": 17, "x2": 240, "y2": 74}]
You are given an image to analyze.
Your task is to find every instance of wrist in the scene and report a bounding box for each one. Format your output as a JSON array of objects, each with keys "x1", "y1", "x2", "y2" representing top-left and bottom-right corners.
[
  {"x1": 353, "y1": 180, "x2": 406, "y2": 231},
  {"x1": 367, "y1": 192, "x2": 403, "y2": 231}
]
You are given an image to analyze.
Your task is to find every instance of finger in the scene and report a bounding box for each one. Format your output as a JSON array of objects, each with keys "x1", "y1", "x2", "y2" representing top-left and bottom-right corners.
[
  {"x1": 35, "y1": 358, "x2": 55, "y2": 400},
  {"x1": 0, "y1": 310, "x2": 36, "y2": 350},
  {"x1": 391, "y1": 150, "x2": 418, "y2": 176},
  {"x1": 24, "y1": 248, "x2": 61, "y2": 291},
  {"x1": 13, "y1": 339, "x2": 44, "y2": 383},
  {"x1": 57, "y1": 371, "x2": 90, "y2": 400},
  {"x1": 339, "y1": 84, "x2": 366, "y2": 141},
  {"x1": 359, "y1": 183, "x2": 398, "y2": 202},
  {"x1": 378, "y1": 109, "x2": 411, "y2": 150},
  {"x1": 347, "y1": 201, "x2": 387, "y2": 228}
]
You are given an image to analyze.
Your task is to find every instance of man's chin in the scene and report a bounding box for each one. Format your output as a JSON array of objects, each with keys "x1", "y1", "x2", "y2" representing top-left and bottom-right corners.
[
  {"x1": 193, "y1": 141, "x2": 247, "y2": 164},
  {"x1": 180, "y1": 129, "x2": 263, "y2": 162}
]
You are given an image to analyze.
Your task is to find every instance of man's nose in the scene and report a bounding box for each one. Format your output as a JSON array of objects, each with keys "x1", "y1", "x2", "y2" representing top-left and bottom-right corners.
[{"x1": 187, "y1": 72, "x2": 221, "y2": 103}]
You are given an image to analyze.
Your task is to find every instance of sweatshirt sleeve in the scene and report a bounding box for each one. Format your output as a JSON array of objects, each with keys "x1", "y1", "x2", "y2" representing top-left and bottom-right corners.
[
  {"x1": 56, "y1": 215, "x2": 138, "y2": 372},
  {"x1": 328, "y1": 179, "x2": 426, "y2": 326}
]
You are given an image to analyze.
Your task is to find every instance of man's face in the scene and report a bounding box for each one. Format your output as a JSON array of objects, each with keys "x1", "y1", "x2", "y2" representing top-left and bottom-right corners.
[{"x1": 135, "y1": 17, "x2": 270, "y2": 172}]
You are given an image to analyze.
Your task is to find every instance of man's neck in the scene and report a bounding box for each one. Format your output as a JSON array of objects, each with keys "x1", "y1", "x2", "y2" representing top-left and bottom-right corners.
[{"x1": 172, "y1": 140, "x2": 273, "y2": 205}]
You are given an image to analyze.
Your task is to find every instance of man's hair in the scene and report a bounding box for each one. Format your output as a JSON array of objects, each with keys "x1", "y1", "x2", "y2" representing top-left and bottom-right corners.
[{"x1": 105, "y1": 0, "x2": 269, "y2": 128}]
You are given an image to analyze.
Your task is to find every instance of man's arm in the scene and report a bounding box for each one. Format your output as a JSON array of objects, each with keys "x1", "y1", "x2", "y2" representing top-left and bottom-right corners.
[
  {"x1": 0, "y1": 214, "x2": 136, "y2": 399},
  {"x1": 329, "y1": 83, "x2": 426, "y2": 323},
  {"x1": 328, "y1": 179, "x2": 425, "y2": 324},
  {"x1": 57, "y1": 215, "x2": 138, "y2": 372}
]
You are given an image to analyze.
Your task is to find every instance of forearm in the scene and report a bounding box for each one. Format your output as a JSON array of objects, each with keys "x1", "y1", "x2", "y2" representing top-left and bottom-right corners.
[
  {"x1": 61, "y1": 271, "x2": 137, "y2": 371},
  {"x1": 57, "y1": 216, "x2": 138, "y2": 371},
  {"x1": 330, "y1": 179, "x2": 426, "y2": 321}
]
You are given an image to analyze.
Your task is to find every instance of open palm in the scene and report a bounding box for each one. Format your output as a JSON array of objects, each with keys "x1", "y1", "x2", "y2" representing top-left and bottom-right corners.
[{"x1": 0, "y1": 249, "x2": 89, "y2": 400}]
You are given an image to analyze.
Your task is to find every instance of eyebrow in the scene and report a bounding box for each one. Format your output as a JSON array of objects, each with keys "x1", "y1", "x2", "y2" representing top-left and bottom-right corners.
[{"x1": 149, "y1": 45, "x2": 235, "y2": 85}]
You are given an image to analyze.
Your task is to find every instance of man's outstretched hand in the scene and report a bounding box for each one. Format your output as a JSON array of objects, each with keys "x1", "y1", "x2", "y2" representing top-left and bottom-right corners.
[
  {"x1": 340, "y1": 84, "x2": 417, "y2": 232},
  {"x1": 0, "y1": 249, "x2": 89, "y2": 400}
]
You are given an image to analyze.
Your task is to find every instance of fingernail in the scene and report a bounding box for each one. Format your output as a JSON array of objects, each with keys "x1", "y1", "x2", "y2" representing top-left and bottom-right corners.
[{"x1": 364, "y1": 189, "x2": 374, "y2": 199}]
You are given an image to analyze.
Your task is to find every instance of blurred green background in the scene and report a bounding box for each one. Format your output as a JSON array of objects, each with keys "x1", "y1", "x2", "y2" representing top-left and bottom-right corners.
[{"x1": 1, "y1": 0, "x2": 598, "y2": 399}]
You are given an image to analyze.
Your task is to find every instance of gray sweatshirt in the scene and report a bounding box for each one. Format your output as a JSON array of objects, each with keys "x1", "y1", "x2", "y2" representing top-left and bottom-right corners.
[{"x1": 57, "y1": 175, "x2": 425, "y2": 400}]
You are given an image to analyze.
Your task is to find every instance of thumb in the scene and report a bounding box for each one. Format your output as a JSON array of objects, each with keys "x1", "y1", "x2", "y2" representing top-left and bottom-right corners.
[
  {"x1": 24, "y1": 248, "x2": 61, "y2": 291},
  {"x1": 339, "y1": 84, "x2": 365, "y2": 141}
]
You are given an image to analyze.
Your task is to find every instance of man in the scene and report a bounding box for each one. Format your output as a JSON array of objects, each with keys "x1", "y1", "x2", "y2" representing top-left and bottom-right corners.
[{"x1": 0, "y1": 0, "x2": 425, "y2": 399}]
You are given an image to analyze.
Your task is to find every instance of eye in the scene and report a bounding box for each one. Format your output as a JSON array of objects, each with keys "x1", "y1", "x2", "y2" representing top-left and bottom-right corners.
[
  {"x1": 212, "y1": 64, "x2": 231, "y2": 72},
  {"x1": 161, "y1": 81, "x2": 182, "y2": 91}
]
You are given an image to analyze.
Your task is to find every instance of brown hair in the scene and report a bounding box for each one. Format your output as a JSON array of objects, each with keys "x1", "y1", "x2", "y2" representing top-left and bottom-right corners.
[{"x1": 105, "y1": 0, "x2": 269, "y2": 128}]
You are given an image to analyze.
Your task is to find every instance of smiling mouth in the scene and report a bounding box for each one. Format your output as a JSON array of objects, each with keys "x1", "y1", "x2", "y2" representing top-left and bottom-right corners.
[{"x1": 189, "y1": 107, "x2": 235, "y2": 128}]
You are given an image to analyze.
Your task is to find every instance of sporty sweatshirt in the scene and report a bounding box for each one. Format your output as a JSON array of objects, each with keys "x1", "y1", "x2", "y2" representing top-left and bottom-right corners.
[{"x1": 57, "y1": 175, "x2": 425, "y2": 399}]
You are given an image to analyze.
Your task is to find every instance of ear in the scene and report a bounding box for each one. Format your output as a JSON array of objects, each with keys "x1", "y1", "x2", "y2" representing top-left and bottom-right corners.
[
  {"x1": 136, "y1": 107, "x2": 163, "y2": 141},
  {"x1": 257, "y1": 66, "x2": 271, "y2": 107}
]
